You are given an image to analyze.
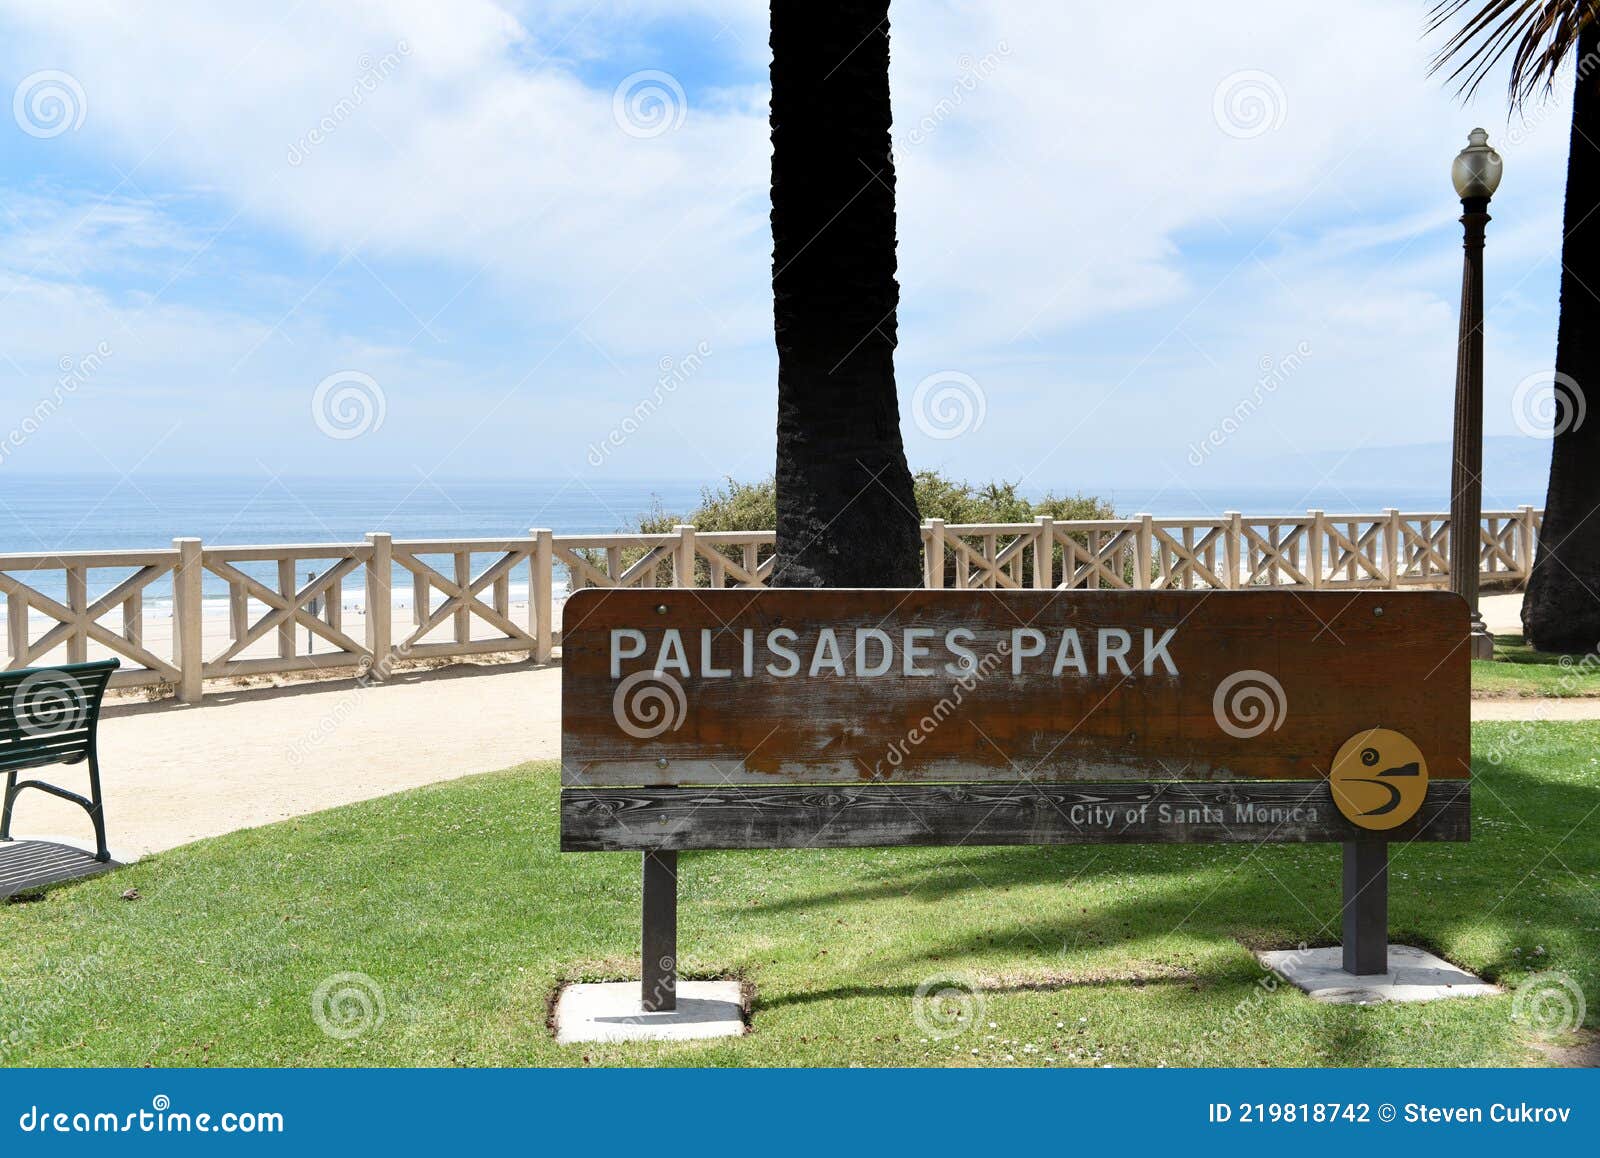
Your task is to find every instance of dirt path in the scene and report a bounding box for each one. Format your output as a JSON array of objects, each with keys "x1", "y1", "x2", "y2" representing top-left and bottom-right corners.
[
  {"x1": 1471, "y1": 698, "x2": 1600, "y2": 721},
  {"x1": 11, "y1": 663, "x2": 561, "y2": 859}
]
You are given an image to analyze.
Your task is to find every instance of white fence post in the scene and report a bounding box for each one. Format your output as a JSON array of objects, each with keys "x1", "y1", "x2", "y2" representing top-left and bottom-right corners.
[
  {"x1": 1307, "y1": 510, "x2": 1325, "y2": 590},
  {"x1": 65, "y1": 565, "x2": 88, "y2": 663},
  {"x1": 1225, "y1": 512, "x2": 1242, "y2": 590},
  {"x1": 925, "y1": 519, "x2": 945, "y2": 589},
  {"x1": 533, "y1": 528, "x2": 554, "y2": 663},
  {"x1": 229, "y1": 585, "x2": 248, "y2": 642},
  {"x1": 1518, "y1": 504, "x2": 1537, "y2": 581},
  {"x1": 57, "y1": 565, "x2": 86, "y2": 664},
  {"x1": 453, "y1": 550, "x2": 473, "y2": 644},
  {"x1": 6, "y1": 592, "x2": 26, "y2": 668},
  {"x1": 1033, "y1": 516, "x2": 1054, "y2": 590},
  {"x1": 1135, "y1": 515, "x2": 1153, "y2": 590},
  {"x1": 365, "y1": 532, "x2": 392, "y2": 681},
  {"x1": 173, "y1": 537, "x2": 204, "y2": 702},
  {"x1": 122, "y1": 591, "x2": 143, "y2": 652},
  {"x1": 1383, "y1": 509, "x2": 1401, "y2": 588},
  {"x1": 276, "y1": 558, "x2": 296, "y2": 660},
  {"x1": 674, "y1": 525, "x2": 696, "y2": 588},
  {"x1": 921, "y1": 518, "x2": 940, "y2": 588}
]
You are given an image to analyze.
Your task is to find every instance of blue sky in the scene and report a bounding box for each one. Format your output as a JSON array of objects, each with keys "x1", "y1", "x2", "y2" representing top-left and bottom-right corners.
[{"x1": 0, "y1": 1, "x2": 1577, "y2": 510}]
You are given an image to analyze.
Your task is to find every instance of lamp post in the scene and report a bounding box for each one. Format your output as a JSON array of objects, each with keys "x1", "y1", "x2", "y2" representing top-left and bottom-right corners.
[{"x1": 1450, "y1": 128, "x2": 1502, "y2": 660}]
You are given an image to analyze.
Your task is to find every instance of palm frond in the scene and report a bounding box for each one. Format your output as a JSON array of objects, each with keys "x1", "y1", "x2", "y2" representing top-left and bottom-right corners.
[{"x1": 1427, "y1": 0, "x2": 1600, "y2": 108}]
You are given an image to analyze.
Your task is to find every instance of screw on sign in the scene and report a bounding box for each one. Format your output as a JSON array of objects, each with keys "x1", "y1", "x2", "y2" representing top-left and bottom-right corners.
[{"x1": 559, "y1": 589, "x2": 1472, "y2": 1010}]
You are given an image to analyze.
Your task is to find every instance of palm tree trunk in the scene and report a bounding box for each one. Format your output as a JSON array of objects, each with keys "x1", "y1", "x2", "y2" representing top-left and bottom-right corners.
[
  {"x1": 1524, "y1": 22, "x2": 1600, "y2": 652},
  {"x1": 768, "y1": 0, "x2": 924, "y2": 588}
]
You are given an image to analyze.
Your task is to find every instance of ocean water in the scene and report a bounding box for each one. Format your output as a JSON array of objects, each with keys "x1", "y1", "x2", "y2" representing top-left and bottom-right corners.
[
  {"x1": 0, "y1": 474, "x2": 1532, "y2": 552},
  {"x1": 0, "y1": 474, "x2": 1527, "y2": 614},
  {"x1": 0, "y1": 475, "x2": 707, "y2": 552},
  {"x1": 0, "y1": 475, "x2": 707, "y2": 613}
]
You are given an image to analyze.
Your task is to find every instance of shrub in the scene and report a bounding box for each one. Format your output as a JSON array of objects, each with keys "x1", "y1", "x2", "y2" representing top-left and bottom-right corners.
[
  {"x1": 634, "y1": 472, "x2": 1115, "y2": 531},
  {"x1": 571, "y1": 473, "x2": 1123, "y2": 589},
  {"x1": 636, "y1": 477, "x2": 776, "y2": 534}
]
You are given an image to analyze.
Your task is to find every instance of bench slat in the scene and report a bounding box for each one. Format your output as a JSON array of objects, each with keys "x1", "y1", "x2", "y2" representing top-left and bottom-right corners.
[
  {"x1": 0, "y1": 721, "x2": 92, "y2": 743},
  {"x1": 0, "y1": 742, "x2": 94, "y2": 772}
]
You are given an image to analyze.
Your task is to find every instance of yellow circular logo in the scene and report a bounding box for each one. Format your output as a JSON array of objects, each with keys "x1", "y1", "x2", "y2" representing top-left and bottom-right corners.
[{"x1": 1330, "y1": 729, "x2": 1428, "y2": 831}]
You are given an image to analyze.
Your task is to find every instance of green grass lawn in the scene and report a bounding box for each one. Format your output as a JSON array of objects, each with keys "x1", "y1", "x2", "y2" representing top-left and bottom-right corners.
[
  {"x1": 1471, "y1": 635, "x2": 1600, "y2": 697},
  {"x1": 2, "y1": 723, "x2": 1597, "y2": 1068}
]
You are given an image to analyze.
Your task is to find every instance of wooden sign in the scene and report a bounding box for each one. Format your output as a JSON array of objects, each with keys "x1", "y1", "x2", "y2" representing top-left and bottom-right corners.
[{"x1": 560, "y1": 589, "x2": 1470, "y2": 852}]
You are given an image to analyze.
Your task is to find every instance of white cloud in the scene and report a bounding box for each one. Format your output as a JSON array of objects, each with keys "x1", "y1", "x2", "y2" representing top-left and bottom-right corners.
[{"x1": 0, "y1": 0, "x2": 1575, "y2": 490}]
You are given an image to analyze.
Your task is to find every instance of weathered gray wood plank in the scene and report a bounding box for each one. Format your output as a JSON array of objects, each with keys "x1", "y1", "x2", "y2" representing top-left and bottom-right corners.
[{"x1": 560, "y1": 780, "x2": 1470, "y2": 851}]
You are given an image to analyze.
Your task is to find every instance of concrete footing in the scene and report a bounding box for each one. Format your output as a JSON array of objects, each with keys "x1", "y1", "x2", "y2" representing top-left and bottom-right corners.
[
  {"x1": 1257, "y1": 944, "x2": 1500, "y2": 1004},
  {"x1": 554, "y1": 981, "x2": 745, "y2": 1044}
]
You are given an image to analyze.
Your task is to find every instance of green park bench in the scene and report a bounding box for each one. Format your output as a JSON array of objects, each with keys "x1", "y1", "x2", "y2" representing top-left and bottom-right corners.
[{"x1": 0, "y1": 658, "x2": 120, "y2": 864}]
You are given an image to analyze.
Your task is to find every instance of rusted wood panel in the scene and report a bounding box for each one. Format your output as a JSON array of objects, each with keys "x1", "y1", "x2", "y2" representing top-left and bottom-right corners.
[
  {"x1": 560, "y1": 781, "x2": 1470, "y2": 851},
  {"x1": 560, "y1": 589, "x2": 1469, "y2": 787}
]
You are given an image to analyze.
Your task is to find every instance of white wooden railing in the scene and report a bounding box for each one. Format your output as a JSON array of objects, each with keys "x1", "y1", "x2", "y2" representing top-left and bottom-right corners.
[{"x1": 0, "y1": 506, "x2": 1543, "y2": 701}]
